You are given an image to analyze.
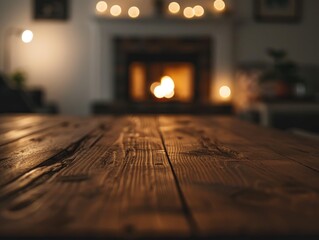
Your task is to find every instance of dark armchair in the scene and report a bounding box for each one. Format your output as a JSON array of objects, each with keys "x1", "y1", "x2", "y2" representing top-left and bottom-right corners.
[{"x1": 0, "y1": 73, "x2": 58, "y2": 114}]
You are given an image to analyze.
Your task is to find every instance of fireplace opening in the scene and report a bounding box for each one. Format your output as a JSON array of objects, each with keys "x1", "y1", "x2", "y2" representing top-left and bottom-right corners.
[
  {"x1": 115, "y1": 37, "x2": 212, "y2": 104},
  {"x1": 130, "y1": 61, "x2": 194, "y2": 102}
]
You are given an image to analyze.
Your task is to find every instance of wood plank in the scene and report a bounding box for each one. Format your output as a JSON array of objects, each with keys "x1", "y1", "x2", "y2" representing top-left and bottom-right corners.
[
  {"x1": 0, "y1": 115, "x2": 31, "y2": 123},
  {"x1": 158, "y1": 116, "x2": 319, "y2": 236},
  {"x1": 0, "y1": 117, "x2": 98, "y2": 187},
  {"x1": 0, "y1": 116, "x2": 190, "y2": 238},
  {"x1": 0, "y1": 115, "x2": 48, "y2": 133},
  {"x1": 0, "y1": 117, "x2": 69, "y2": 146},
  {"x1": 211, "y1": 116, "x2": 319, "y2": 172},
  {"x1": 0, "y1": 115, "x2": 318, "y2": 239},
  {"x1": 159, "y1": 116, "x2": 319, "y2": 190}
]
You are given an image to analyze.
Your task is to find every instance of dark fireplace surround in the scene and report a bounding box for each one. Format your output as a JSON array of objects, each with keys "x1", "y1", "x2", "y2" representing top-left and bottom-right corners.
[
  {"x1": 93, "y1": 37, "x2": 232, "y2": 114},
  {"x1": 115, "y1": 37, "x2": 211, "y2": 104}
]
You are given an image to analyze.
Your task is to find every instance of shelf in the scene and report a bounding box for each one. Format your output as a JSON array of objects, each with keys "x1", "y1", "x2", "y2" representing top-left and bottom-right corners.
[{"x1": 93, "y1": 15, "x2": 237, "y2": 24}]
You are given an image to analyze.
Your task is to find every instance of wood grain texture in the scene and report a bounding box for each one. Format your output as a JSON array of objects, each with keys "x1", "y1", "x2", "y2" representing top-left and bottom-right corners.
[
  {"x1": 0, "y1": 115, "x2": 318, "y2": 239},
  {"x1": 158, "y1": 116, "x2": 319, "y2": 237},
  {"x1": 211, "y1": 116, "x2": 319, "y2": 172},
  {"x1": 0, "y1": 115, "x2": 47, "y2": 133},
  {"x1": 0, "y1": 116, "x2": 189, "y2": 238},
  {"x1": 0, "y1": 116, "x2": 98, "y2": 187},
  {"x1": 0, "y1": 116, "x2": 67, "y2": 146}
]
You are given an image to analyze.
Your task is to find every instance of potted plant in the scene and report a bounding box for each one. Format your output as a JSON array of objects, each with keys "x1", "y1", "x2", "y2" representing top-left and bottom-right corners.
[
  {"x1": 259, "y1": 48, "x2": 305, "y2": 100},
  {"x1": 11, "y1": 71, "x2": 27, "y2": 89}
]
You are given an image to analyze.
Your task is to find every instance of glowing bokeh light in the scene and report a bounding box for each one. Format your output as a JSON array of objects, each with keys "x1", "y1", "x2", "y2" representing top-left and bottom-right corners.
[
  {"x1": 183, "y1": 7, "x2": 195, "y2": 19},
  {"x1": 21, "y1": 30, "x2": 33, "y2": 43},
  {"x1": 150, "y1": 82, "x2": 161, "y2": 93},
  {"x1": 214, "y1": 0, "x2": 226, "y2": 12},
  {"x1": 151, "y1": 76, "x2": 176, "y2": 99},
  {"x1": 219, "y1": 85, "x2": 231, "y2": 99},
  {"x1": 193, "y1": 5, "x2": 205, "y2": 17},
  {"x1": 165, "y1": 91, "x2": 175, "y2": 99},
  {"x1": 161, "y1": 76, "x2": 175, "y2": 92},
  {"x1": 168, "y1": 2, "x2": 180, "y2": 14},
  {"x1": 96, "y1": 1, "x2": 108, "y2": 13},
  {"x1": 128, "y1": 6, "x2": 140, "y2": 18},
  {"x1": 110, "y1": 5, "x2": 122, "y2": 16},
  {"x1": 154, "y1": 85, "x2": 166, "y2": 98}
]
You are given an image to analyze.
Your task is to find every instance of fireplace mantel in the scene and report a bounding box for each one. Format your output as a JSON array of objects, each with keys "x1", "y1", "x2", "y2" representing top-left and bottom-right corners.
[
  {"x1": 94, "y1": 15, "x2": 236, "y2": 23},
  {"x1": 90, "y1": 17, "x2": 235, "y2": 104}
]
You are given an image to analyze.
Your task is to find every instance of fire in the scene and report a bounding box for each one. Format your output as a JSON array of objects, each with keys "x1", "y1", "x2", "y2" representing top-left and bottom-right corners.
[{"x1": 150, "y1": 76, "x2": 175, "y2": 99}]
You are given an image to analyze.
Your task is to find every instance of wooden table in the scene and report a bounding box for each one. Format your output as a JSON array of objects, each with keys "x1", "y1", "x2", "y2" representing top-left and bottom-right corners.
[{"x1": 0, "y1": 115, "x2": 318, "y2": 239}]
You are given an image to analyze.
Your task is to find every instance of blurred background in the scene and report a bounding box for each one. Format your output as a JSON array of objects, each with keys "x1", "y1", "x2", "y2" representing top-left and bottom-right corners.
[{"x1": 0, "y1": 0, "x2": 318, "y2": 133}]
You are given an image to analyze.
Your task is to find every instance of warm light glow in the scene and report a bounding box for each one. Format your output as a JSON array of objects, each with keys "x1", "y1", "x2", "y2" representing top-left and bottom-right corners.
[
  {"x1": 193, "y1": 5, "x2": 204, "y2": 17},
  {"x1": 214, "y1": 0, "x2": 226, "y2": 12},
  {"x1": 96, "y1": 1, "x2": 108, "y2": 13},
  {"x1": 168, "y1": 2, "x2": 180, "y2": 14},
  {"x1": 219, "y1": 85, "x2": 231, "y2": 99},
  {"x1": 150, "y1": 82, "x2": 161, "y2": 93},
  {"x1": 161, "y1": 76, "x2": 175, "y2": 92},
  {"x1": 164, "y1": 63, "x2": 194, "y2": 102},
  {"x1": 165, "y1": 91, "x2": 175, "y2": 99},
  {"x1": 154, "y1": 85, "x2": 166, "y2": 98},
  {"x1": 151, "y1": 76, "x2": 176, "y2": 99},
  {"x1": 110, "y1": 5, "x2": 122, "y2": 16},
  {"x1": 21, "y1": 30, "x2": 33, "y2": 43},
  {"x1": 130, "y1": 62, "x2": 193, "y2": 102},
  {"x1": 183, "y1": 7, "x2": 195, "y2": 19},
  {"x1": 128, "y1": 6, "x2": 140, "y2": 18},
  {"x1": 130, "y1": 63, "x2": 145, "y2": 101}
]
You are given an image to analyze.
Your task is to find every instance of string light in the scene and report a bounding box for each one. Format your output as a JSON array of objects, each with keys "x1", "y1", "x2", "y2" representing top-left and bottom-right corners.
[
  {"x1": 193, "y1": 5, "x2": 204, "y2": 17},
  {"x1": 128, "y1": 6, "x2": 140, "y2": 18},
  {"x1": 214, "y1": 0, "x2": 226, "y2": 12},
  {"x1": 95, "y1": 1, "x2": 228, "y2": 18},
  {"x1": 110, "y1": 5, "x2": 122, "y2": 17},
  {"x1": 96, "y1": 1, "x2": 107, "y2": 13},
  {"x1": 168, "y1": 2, "x2": 180, "y2": 14},
  {"x1": 183, "y1": 7, "x2": 195, "y2": 19}
]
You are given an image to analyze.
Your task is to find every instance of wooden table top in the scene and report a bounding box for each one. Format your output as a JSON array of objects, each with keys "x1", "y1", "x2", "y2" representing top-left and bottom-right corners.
[{"x1": 0, "y1": 115, "x2": 318, "y2": 239}]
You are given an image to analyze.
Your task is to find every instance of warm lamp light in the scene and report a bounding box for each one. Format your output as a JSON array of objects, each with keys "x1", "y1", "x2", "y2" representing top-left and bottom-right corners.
[
  {"x1": 21, "y1": 30, "x2": 33, "y2": 43},
  {"x1": 110, "y1": 5, "x2": 122, "y2": 16},
  {"x1": 219, "y1": 85, "x2": 231, "y2": 99},
  {"x1": 3, "y1": 28, "x2": 33, "y2": 74},
  {"x1": 128, "y1": 6, "x2": 140, "y2": 18},
  {"x1": 96, "y1": 1, "x2": 108, "y2": 13},
  {"x1": 168, "y1": 2, "x2": 180, "y2": 14}
]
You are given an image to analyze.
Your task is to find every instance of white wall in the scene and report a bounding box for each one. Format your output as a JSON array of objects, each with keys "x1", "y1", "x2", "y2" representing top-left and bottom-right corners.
[
  {"x1": 235, "y1": 0, "x2": 319, "y2": 65},
  {"x1": 0, "y1": 0, "x2": 93, "y2": 115},
  {"x1": 0, "y1": 0, "x2": 318, "y2": 115}
]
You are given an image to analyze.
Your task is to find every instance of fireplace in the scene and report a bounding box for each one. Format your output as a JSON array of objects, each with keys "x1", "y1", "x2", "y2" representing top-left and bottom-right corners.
[
  {"x1": 91, "y1": 18, "x2": 235, "y2": 114},
  {"x1": 114, "y1": 37, "x2": 211, "y2": 104}
]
